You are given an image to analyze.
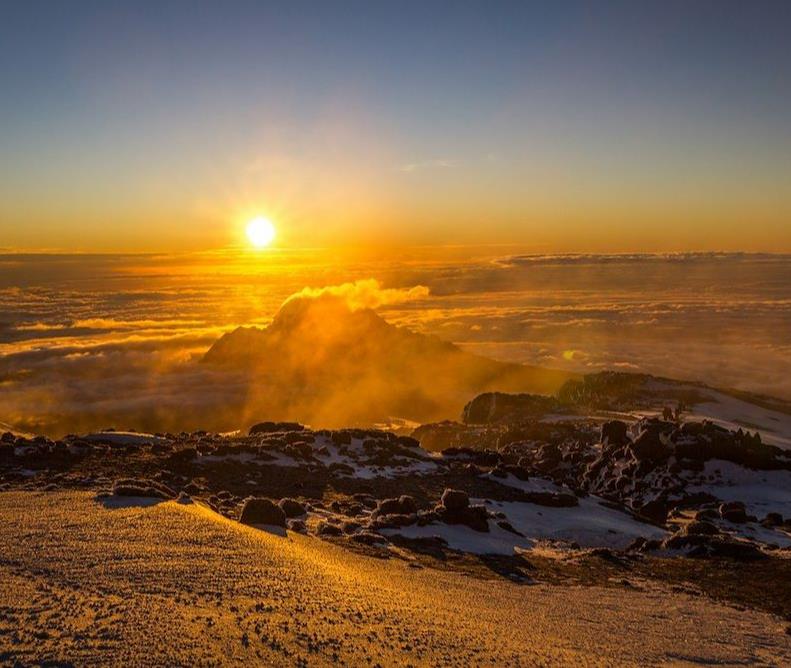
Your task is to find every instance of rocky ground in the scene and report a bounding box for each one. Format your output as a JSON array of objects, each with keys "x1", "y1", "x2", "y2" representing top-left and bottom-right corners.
[
  {"x1": 2, "y1": 372, "x2": 791, "y2": 664},
  {"x1": 1, "y1": 491, "x2": 790, "y2": 667}
]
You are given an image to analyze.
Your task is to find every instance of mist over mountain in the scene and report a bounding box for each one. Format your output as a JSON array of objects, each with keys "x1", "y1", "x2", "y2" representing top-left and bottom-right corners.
[{"x1": 203, "y1": 293, "x2": 573, "y2": 428}]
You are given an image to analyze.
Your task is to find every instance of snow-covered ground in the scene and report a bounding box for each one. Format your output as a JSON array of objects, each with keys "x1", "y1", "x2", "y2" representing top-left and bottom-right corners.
[
  {"x1": 640, "y1": 379, "x2": 791, "y2": 449},
  {"x1": 385, "y1": 494, "x2": 666, "y2": 556},
  {"x1": 312, "y1": 435, "x2": 441, "y2": 479},
  {"x1": 381, "y1": 470, "x2": 666, "y2": 556},
  {"x1": 685, "y1": 459, "x2": 791, "y2": 518},
  {"x1": 687, "y1": 389, "x2": 791, "y2": 449}
]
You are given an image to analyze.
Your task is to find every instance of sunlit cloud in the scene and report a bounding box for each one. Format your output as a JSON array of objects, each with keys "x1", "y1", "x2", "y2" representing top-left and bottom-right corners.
[
  {"x1": 1, "y1": 251, "x2": 790, "y2": 435},
  {"x1": 399, "y1": 158, "x2": 455, "y2": 173},
  {"x1": 285, "y1": 279, "x2": 429, "y2": 311}
]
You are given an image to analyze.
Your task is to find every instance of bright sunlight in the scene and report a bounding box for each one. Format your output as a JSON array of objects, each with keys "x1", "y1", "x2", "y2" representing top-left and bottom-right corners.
[{"x1": 245, "y1": 216, "x2": 276, "y2": 248}]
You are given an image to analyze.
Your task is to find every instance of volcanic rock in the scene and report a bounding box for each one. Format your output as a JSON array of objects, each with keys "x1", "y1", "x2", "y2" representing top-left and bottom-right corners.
[{"x1": 239, "y1": 498, "x2": 286, "y2": 527}]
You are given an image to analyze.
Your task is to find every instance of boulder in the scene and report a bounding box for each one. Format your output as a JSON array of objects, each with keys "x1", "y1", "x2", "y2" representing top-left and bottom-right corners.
[
  {"x1": 761, "y1": 512, "x2": 784, "y2": 528},
  {"x1": 719, "y1": 501, "x2": 747, "y2": 524},
  {"x1": 287, "y1": 519, "x2": 307, "y2": 533},
  {"x1": 600, "y1": 420, "x2": 628, "y2": 446},
  {"x1": 239, "y1": 498, "x2": 286, "y2": 527},
  {"x1": 182, "y1": 482, "x2": 203, "y2": 496},
  {"x1": 278, "y1": 498, "x2": 307, "y2": 518},
  {"x1": 684, "y1": 521, "x2": 719, "y2": 536},
  {"x1": 111, "y1": 478, "x2": 174, "y2": 500},
  {"x1": 436, "y1": 504, "x2": 489, "y2": 533},
  {"x1": 440, "y1": 488, "x2": 469, "y2": 511},
  {"x1": 374, "y1": 495, "x2": 417, "y2": 516},
  {"x1": 351, "y1": 532, "x2": 389, "y2": 546},
  {"x1": 316, "y1": 521, "x2": 343, "y2": 537},
  {"x1": 630, "y1": 429, "x2": 667, "y2": 462}
]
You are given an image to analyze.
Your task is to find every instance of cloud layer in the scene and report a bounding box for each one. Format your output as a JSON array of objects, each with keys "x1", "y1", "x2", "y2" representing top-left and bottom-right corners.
[{"x1": 1, "y1": 251, "x2": 789, "y2": 436}]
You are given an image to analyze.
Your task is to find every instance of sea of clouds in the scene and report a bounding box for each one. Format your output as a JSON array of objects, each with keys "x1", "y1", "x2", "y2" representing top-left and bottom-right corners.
[{"x1": 1, "y1": 250, "x2": 789, "y2": 435}]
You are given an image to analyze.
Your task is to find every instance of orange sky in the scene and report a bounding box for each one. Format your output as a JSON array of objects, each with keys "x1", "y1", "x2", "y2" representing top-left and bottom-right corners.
[{"x1": 2, "y1": 3, "x2": 790, "y2": 253}]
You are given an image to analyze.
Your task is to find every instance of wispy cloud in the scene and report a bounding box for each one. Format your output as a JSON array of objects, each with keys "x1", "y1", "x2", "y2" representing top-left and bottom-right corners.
[
  {"x1": 398, "y1": 158, "x2": 455, "y2": 173},
  {"x1": 285, "y1": 279, "x2": 429, "y2": 311}
]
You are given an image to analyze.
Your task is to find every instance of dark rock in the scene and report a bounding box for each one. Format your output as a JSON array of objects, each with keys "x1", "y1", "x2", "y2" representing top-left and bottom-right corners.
[
  {"x1": 341, "y1": 520, "x2": 362, "y2": 534},
  {"x1": 287, "y1": 519, "x2": 307, "y2": 533},
  {"x1": 436, "y1": 502, "x2": 489, "y2": 532},
  {"x1": 636, "y1": 497, "x2": 670, "y2": 523},
  {"x1": 182, "y1": 482, "x2": 203, "y2": 495},
  {"x1": 328, "y1": 462, "x2": 355, "y2": 476},
  {"x1": 397, "y1": 495, "x2": 417, "y2": 514},
  {"x1": 440, "y1": 488, "x2": 469, "y2": 511},
  {"x1": 626, "y1": 536, "x2": 647, "y2": 552},
  {"x1": 684, "y1": 521, "x2": 719, "y2": 536},
  {"x1": 719, "y1": 501, "x2": 748, "y2": 524},
  {"x1": 600, "y1": 420, "x2": 628, "y2": 446},
  {"x1": 397, "y1": 436, "x2": 421, "y2": 449},
  {"x1": 374, "y1": 495, "x2": 417, "y2": 517},
  {"x1": 112, "y1": 478, "x2": 174, "y2": 499},
  {"x1": 278, "y1": 498, "x2": 306, "y2": 518},
  {"x1": 371, "y1": 513, "x2": 418, "y2": 529},
  {"x1": 496, "y1": 520, "x2": 523, "y2": 536},
  {"x1": 351, "y1": 531, "x2": 388, "y2": 546},
  {"x1": 316, "y1": 521, "x2": 343, "y2": 536},
  {"x1": 761, "y1": 512, "x2": 783, "y2": 528},
  {"x1": 249, "y1": 421, "x2": 305, "y2": 435},
  {"x1": 663, "y1": 531, "x2": 765, "y2": 560},
  {"x1": 352, "y1": 493, "x2": 377, "y2": 509},
  {"x1": 630, "y1": 429, "x2": 667, "y2": 462},
  {"x1": 239, "y1": 498, "x2": 286, "y2": 527},
  {"x1": 462, "y1": 392, "x2": 559, "y2": 424}
]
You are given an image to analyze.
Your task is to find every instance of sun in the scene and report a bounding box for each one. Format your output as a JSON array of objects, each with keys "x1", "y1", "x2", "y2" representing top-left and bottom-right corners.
[{"x1": 245, "y1": 216, "x2": 276, "y2": 248}]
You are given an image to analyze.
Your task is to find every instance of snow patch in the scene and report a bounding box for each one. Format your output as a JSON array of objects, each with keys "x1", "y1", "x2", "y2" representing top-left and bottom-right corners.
[{"x1": 82, "y1": 431, "x2": 169, "y2": 446}]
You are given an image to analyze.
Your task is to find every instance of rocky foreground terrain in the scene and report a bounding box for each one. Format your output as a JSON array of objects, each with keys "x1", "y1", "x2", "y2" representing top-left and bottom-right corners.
[{"x1": 2, "y1": 371, "x2": 791, "y2": 664}]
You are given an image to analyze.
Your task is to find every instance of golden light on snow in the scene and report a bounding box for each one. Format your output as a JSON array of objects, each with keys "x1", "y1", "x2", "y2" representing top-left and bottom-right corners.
[{"x1": 246, "y1": 216, "x2": 276, "y2": 248}]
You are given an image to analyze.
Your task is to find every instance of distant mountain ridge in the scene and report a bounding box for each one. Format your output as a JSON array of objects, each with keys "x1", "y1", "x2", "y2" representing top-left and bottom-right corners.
[{"x1": 202, "y1": 294, "x2": 574, "y2": 427}]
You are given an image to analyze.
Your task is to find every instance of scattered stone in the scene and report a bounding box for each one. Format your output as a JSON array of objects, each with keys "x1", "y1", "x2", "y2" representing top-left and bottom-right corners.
[
  {"x1": 601, "y1": 420, "x2": 628, "y2": 446},
  {"x1": 249, "y1": 422, "x2": 305, "y2": 435},
  {"x1": 287, "y1": 519, "x2": 307, "y2": 533},
  {"x1": 112, "y1": 478, "x2": 175, "y2": 499},
  {"x1": 374, "y1": 495, "x2": 417, "y2": 517},
  {"x1": 278, "y1": 498, "x2": 307, "y2": 518},
  {"x1": 316, "y1": 521, "x2": 343, "y2": 537},
  {"x1": 720, "y1": 501, "x2": 748, "y2": 524},
  {"x1": 239, "y1": 497, "x2": 286, "y2": 527},
  {"x1": 440, "y1": 488, "x2": 469, "y2": 511}
]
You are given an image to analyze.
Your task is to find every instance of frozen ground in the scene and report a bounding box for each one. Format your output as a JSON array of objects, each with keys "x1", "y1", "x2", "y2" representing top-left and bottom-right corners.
[
  {"x1": 1, "y1": 491, "x2": 790, "y2": 666},
  {"x1": 642, "y1": 380, "x2": 791, "y2": 449}
]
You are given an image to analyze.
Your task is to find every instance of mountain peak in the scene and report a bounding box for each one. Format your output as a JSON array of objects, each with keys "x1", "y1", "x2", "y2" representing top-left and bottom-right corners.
[{"x1": 202, "y1": 294, "x2": 573, "y2": 426}]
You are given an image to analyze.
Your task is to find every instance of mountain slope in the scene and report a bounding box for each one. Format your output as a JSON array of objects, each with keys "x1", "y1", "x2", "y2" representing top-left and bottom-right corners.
[
  {"x1": 203, "y1": 293, "x2": 574, "y2": 427},
  {"x1": 2, "y1": 491, "x2": 789, "y2": 666}
]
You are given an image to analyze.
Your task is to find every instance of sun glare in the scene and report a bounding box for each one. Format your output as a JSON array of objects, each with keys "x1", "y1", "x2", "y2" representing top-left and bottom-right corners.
[{"x1": 245, "y1": 216, "x2": 276, "y2": 248}]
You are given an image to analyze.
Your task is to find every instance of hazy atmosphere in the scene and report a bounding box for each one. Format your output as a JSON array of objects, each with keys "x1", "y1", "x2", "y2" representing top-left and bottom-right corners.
[
  {"x1": 2, "y1": 2, "x2": 791, "y2": 665},
  {"x1": 3, "y1": 250, "x2": 789, "y2": 435}
]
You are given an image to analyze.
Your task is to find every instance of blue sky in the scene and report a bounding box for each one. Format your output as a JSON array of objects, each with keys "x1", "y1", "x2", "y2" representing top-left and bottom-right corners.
[{"x1": 1, "y1": 1, "x2": 790, "y2": 251}]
